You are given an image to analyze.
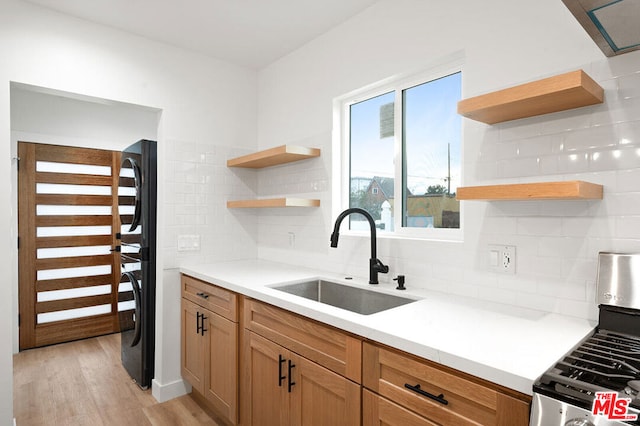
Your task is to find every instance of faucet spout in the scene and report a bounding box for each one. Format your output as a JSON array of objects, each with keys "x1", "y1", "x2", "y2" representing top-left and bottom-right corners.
[{"x1": 330, "y1": 208, "x2": 388, "y2": 284}]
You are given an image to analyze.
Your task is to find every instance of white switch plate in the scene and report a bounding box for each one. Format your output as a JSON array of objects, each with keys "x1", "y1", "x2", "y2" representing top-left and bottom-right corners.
[
  {"x1": 177, "y1": 234, "x2": 201, "y2": 252},
  {"x1": 488, "y1": 244, "x2": 516, "y2": 274}
]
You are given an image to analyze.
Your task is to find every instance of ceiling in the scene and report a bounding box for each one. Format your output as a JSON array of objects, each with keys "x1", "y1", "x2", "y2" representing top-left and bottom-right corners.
[{"x1": 22, "y1": 0, "x2": 379, "y2": 69}]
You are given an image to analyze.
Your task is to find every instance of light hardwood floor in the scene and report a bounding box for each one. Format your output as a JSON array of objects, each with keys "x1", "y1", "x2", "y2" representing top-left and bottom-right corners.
[{"x1": 13, "y1": 333, "x2": 219, "y2": 426}]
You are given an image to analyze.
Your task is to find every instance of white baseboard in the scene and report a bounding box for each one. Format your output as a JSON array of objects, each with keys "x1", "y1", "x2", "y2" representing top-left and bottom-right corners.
[{"x1": 151, "y1": 378, "x2": 191, "y2": 403}]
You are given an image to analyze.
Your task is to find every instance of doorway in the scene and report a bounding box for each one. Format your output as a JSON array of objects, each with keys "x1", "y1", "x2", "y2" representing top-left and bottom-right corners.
[
  {"x1": 10, "y1": 83, "x2": 160, "y2": 352},
  {"x1": 17, "y1": 142, "x2": 123, "y2": 349}
]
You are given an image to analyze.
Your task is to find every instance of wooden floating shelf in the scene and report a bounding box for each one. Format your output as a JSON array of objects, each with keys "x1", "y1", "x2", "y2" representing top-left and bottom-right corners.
[
  {"x1": 457, "y1": 70, "x2": 604, "y2": 124},
  {"x1": 227, "y1": 145, "x2": 320, "y2": 168},
  {"x1": 227, "y1": 198, "x2": 321, "y2": 208},
  {"x1": 456, "y1": 181, "x2": 603, "y2": 201}
]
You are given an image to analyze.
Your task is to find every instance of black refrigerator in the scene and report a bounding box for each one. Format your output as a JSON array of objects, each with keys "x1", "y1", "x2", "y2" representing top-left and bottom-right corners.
[{"x1": 117, "y1": 139, "x2": 157, "y2": 389}]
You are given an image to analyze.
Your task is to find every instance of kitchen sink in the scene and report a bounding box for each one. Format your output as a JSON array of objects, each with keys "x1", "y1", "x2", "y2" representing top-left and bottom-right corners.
[{"x1": 271, "y1": 279, "x2": 419, "y2": 315}]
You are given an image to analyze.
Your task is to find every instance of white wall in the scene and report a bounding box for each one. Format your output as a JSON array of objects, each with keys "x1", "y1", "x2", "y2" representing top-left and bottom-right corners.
[
  {"x1": 11, "y1": 84, "x2": 160, "y2": 150},
  {"x1": 1, "y1": 0, "x2": 259, "y2": 422},
  {"x1": 255, "y1": 0, "x2": 640, "y2": 321}
]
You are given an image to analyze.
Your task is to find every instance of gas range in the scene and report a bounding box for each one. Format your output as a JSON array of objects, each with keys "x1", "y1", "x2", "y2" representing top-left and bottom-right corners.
[{"x1": 531, "y1": 253, "x2": 640, "y2": 426}]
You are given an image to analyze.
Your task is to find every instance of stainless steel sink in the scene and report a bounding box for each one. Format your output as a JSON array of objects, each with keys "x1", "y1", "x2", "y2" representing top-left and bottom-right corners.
[{"x1": 271, "y1": 279, "x2": 419, "y2": 315}]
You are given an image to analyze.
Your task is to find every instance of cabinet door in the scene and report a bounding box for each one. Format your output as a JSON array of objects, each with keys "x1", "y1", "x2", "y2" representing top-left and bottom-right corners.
[
  {"x1": 204, "y1": 311, "x2": 238, "y2": 424},
  {"x1": 243, "y1": 330, "x2": 289, "y2": 426},
  {"x1": 363, "y1": 389, "x2": 438, "y2": 426},
  {"x1": 181, "y1": 298, "x2": 205, "y2": 394},
  {"x1": 289, "y1": 353, "x2": 360, "y2": 426}
]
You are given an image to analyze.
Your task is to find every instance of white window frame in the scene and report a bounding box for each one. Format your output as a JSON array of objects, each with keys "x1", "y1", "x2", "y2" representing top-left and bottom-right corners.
[{"x1": 332, "y1": 55, "x2": 464, "y2": 242}]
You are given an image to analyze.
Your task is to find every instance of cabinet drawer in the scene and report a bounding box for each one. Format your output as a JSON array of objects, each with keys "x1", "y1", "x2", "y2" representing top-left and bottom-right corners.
[
  {"x1": 362, "y1": 342, "x2": 530, "y2": 426},
  {"x1": 181, "y1": 274, "x2": 237, "y2": 322},
  {"x1": 363, "y1": 389, "x2": 438, "y2": 426},
  {"x1": 244, "y1": 298, "x2": 362, "y2": 383}
]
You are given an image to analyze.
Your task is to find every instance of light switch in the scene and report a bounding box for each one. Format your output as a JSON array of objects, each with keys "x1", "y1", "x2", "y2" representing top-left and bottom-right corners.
[
  {"x1": 489, "y1": 249, "x2": 499, "y2": 267},
  {"x1": 177, "y1": 234, "x2": 201, "y2": 252}
]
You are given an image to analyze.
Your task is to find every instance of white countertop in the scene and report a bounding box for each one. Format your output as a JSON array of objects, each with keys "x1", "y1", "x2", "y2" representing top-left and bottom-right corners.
[{"x1": 180, "y1": 259, "x2": 596, "y2": 396}]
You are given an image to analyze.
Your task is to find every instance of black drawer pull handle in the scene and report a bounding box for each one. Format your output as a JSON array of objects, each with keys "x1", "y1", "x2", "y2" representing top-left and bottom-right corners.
[
  {"x1": 278, "y1": 354, "x2": 286, "y2": 387},
  {"x1": 404, "y1": 383, "x2": 448, "y2": 405},
  {"x1": 288, "y1": 360, "x2": 296, "y2": 393},
  {"x1": 196, "y1": 312, "x2": 202, "y2": 334},
  {"x1": 196, "y1": 292, "x2": 210, "y2": 299}
]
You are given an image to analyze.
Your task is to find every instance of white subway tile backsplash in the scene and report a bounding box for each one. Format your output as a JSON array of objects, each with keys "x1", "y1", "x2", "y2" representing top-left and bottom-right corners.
[
  {"x1": 563, "y1": 124, "x2": 616, "y2": 152},
  {"x1": 537, "y1": 279, "x2": 586, "y2": 301},
  {"x1": 514, "y1": 292, "x2": 558, "y2": 313},
  {"x1": 537, "y1": 236, "x2": 588, "y2": 258},
  {"x1": 562, "y1": 217, "x2": 616, "y2": 237},
  {"x1": 475, "y1": 286, "x2": 517, "y2": 306},
  {"x1": 497, "y1": 156, "x2": 540, "y2": 178},
  {"x1": 618, "y1": 169, "x2": 640, "y2": 192},
  {"x1": 516, "y1": 217, "x2": 563, "y2": 236},
  {"x1": 615, "y1": 216, "x2": 640, "y2": 239},
  {"x1": 541, "y1": 108, "x2": 593, "y2": 134},
  {"x1": 556, "y1": 152, "x2": 590, "y2": 173},
  {"x1": 558, "y1": 300, "x2": 598, "y2": 322},
  {"x1": 618, "y1": 71, "x2": 640, "y2": 100}
]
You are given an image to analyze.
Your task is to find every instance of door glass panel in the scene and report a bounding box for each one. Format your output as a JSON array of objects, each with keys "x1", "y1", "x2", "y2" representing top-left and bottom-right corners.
[
  {"x1": 36, "y1": 183, "x2": 112, "y2": 195},
  {"x1": 36, "y1": 161, "x2": 111, "y2": 175},
  {"x1": 37, "y1": 265, "x2": 112, "y2": 280},
  {"x1": 37, "y1": 285, "x2": 112, "y2": 302},
  {"x1": 38, "y1": 305, "x2": 112, "y2": 324}
]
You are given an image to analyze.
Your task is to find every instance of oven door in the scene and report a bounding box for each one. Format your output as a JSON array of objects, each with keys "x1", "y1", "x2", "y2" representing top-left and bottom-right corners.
[{"x1": 531, "y1": 393, "x2": 637, "y2": 426}]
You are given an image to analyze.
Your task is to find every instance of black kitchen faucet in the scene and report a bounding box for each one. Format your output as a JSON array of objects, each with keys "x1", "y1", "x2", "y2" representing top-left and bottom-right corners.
[{"x1": 330, "y1": 207, "x2": 389, "y2": 284}]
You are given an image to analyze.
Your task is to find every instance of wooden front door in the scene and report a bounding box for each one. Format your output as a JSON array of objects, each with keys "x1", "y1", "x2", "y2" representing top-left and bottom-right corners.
[{"x1": 18, "y1": 142, "x2": 122, "y2": 350}]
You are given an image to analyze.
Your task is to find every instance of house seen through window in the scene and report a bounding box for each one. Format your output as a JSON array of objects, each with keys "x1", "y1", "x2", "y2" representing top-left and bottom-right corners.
[{"x1": 347, "y1": 70, "x2": 462, "y2": 235}]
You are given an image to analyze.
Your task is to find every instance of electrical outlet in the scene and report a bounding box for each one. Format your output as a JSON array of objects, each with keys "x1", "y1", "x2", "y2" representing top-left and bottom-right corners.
[
  {"x1": 502, "y1": 245, "x2": 515, "y2": 274},
  {"x1": 488, "y1": 244, "x2": 516, "y2": 274}
]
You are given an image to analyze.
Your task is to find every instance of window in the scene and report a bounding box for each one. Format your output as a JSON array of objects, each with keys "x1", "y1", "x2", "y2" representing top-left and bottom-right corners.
[{"x1": 336, "y1": 64, "x2": 462, "y2": 239}]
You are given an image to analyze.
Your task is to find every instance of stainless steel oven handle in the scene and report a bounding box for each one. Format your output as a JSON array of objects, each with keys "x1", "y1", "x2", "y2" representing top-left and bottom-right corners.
[{"x1": 565, "y1": 419, "x2": 595, "y2": 426}]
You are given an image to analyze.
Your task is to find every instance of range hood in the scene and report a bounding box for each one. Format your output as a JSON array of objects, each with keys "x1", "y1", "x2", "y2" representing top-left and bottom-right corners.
[{"x1": 562, "y1": 0, "x2": 640, "y2": 56}]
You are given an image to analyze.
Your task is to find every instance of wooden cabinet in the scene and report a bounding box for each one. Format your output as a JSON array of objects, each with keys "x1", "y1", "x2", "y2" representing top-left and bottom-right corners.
[
  {"x1": 242, "y1": 299, "x2": 361, "y2": 425},
  {"x1": 362, "y1": 342, "x2": 531, "y2": 426},
  {"x1": 181, "y1": 275, "x2": 238, "y2": 424}
]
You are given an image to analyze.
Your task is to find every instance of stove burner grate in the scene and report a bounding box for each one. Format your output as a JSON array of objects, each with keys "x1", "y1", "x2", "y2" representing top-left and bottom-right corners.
[{"x1": 539, "y1": 330, "x2": 640, "y2": 407}]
